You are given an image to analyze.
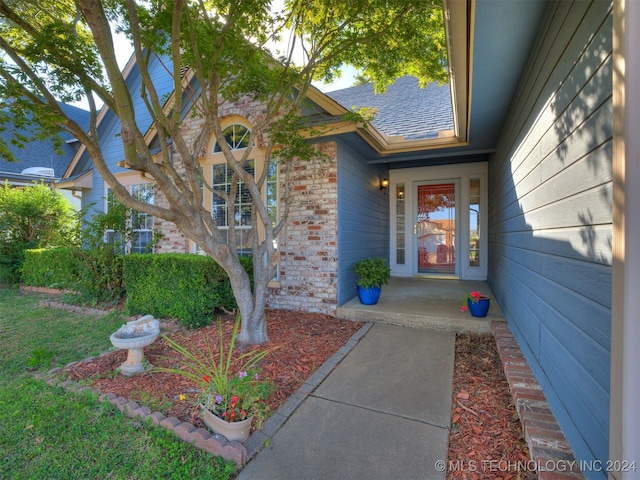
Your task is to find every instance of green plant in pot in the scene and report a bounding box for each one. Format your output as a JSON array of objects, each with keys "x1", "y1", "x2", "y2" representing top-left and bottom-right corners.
[
  {"x1": 352, "y1": 256, "x2": 391, "y2": 305},
  {"x1": 154, "y1": 314, "x2": 277, "y2": 442}
]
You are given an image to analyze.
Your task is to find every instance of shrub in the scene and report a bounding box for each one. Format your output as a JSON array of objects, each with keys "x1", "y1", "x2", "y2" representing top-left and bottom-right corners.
[
  {"x1": 352, "y1": 256, "x2": 391, "y2": 289},
  {"x1": 21, "y1": 248, "x2": 79, "y2": 289},
  {"x1": 20, "y1": 247, "x2": 124, "y2": 305},
  {"x1": 124, "y1": 254, "x2": 229, "y2": 328},
  {"x1": 0, "y1": 240, "x2": 27, "y2": 285},
  {"x1": 0, "y1": 182, "x2": 79, "y2": 284},
  {"x1": 73, "y1": 248, "x2": 125, "y2": 304}
]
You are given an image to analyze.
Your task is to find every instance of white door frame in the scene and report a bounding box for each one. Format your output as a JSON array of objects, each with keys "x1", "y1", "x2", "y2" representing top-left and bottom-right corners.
[{"x1": 389, "y1": 162, "x2": 488, "y2": 280}]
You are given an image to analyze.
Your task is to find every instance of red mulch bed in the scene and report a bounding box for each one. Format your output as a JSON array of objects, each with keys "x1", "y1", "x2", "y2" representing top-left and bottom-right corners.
[
  {"x1": 447, "y1": 333, "x2": 536, "y2": 480},
  {"x1": 63, "y1": 310, "x2": 363, "y2": 429},
  {"x1": 61, "y1": 308, "x2": 532, "y2": 475}
]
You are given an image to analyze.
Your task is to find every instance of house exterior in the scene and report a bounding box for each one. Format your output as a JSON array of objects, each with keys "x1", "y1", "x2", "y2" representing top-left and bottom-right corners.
[
  {"x1": 1, "y1": 102, "x2": 88, "y2": 206},
  {"x1": 59, "y1": 0, "x2": 640, "y2": 478}
]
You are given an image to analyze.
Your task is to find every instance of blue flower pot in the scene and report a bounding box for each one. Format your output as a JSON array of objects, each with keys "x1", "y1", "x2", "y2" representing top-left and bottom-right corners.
[
  {"x1": 357, "y1": 285, "x2": 382, "y2": 305},
  {"x1": 467, "y1": 297, "x2": 490, "y2": 317}
]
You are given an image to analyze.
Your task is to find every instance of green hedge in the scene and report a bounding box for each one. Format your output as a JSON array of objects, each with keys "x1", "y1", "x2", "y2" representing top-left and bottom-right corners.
[
  {"x1": 21, "y1": 249, "x2": 252, "y2": 327},
  {"x1": 21, "y1": 248, "x2": 79, "y2": 289},
  {"x1": 123, "y1": 254, "x2": 253, "y2": 328},
  {"x1": 21, "y1": 247, "x2": 124, "y2": 303},
  {"x1": 74, "y1": 248, "x2": 125, "y2": 303}
]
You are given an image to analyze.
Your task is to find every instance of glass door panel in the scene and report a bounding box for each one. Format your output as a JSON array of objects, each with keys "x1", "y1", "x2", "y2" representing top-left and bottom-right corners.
[
  {"x1": 416, "y1": 183, "x2": 456, "y2": 275},
  {"x1": 469, "y1": 178, "x2": 480, "y2": 268}
]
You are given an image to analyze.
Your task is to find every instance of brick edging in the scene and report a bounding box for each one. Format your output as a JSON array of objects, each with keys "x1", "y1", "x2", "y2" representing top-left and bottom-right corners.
[
  {"x1": 491, "y1": 321, "x2": 585, "y2": 480},
  {"x1": 39, "y1": 367, "x2": 248, "y2": 467}
]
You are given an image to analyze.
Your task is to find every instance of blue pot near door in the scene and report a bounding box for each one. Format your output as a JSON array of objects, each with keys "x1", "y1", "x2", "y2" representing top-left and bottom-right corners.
[
  {"x1": 467, "y1": 297, "x2": 491, "y2": 317},
  {"x1": 357, "y1": 285, "x2": 382, "y2": 305}
]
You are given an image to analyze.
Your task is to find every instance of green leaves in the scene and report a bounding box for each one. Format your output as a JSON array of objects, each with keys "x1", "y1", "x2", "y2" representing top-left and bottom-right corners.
[
  {"x1": 155, "y1": 314, "x2": 278, "y2": 426},
  {"x1": 0, "y1": 0, "x2": 450, "y2": 344},
  {"x1": 0, "y1": 0, "x2": 106, "y2": 103},
  {"x1": 285, "y1": 0, "x2": 448, "y2": 90},
  {"x1": 352, "y1": 256, "x2": 391, "y2": 289},
  {"x1": 0, "y1": 182, "x2": 79, "y2": 284}
]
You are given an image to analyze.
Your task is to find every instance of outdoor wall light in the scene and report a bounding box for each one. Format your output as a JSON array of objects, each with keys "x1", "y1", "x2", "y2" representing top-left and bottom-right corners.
[{"x1": 380, "y1": 178, "x2": 389, "y2": 191}]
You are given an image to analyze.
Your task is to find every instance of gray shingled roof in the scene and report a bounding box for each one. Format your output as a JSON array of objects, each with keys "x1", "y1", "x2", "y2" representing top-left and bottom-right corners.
[
  {"x1": 326, "y1": 76, "x2": 453, "y2": 140},
  {"x1": 0, "y1": 102, "x2": 89, "y2": 179}
]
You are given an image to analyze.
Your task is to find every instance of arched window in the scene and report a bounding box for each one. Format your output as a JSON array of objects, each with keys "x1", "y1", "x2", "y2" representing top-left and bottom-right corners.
[
  {"x1": 208, "y1": 123, "x2": 278, "y2": 259},
  {"x1": 213, "y1": 124, "x2": 251, "y2": 152}
]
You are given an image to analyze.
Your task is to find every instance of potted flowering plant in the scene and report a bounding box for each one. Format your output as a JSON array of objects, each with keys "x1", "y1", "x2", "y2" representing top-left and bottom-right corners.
[
  {"x1": 460, "y1": 291, "x2": 491, "y2": 317},
  {"x1": 155, "y1": 314, "x2": 277, "y2": 442}
]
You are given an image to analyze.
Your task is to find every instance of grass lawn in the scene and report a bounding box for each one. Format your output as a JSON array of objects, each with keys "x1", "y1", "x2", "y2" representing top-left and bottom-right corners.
[{"x1": 0, "y1": 288, "x2": 237, "y2": 479}]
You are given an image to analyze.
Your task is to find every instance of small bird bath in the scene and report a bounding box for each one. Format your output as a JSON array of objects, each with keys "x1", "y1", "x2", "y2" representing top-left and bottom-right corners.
[{"x1": 109, "y1": 315, "x2": 160, "y2": 376}]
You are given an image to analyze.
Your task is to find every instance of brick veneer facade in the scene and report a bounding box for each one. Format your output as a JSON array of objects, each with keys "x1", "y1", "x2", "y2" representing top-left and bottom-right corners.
[
  {"x1": 265, "y1": 141, "x2": 338, "y2": 314},
  {"x1": 151, "y1": 101, "x2": 340, "y2": 316}
]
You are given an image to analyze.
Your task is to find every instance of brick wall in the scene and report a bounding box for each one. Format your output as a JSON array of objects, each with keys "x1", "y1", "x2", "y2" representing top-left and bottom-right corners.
[
  {"x1": 152, "y1": 101, "x2": 340, "y2": 315},
  {"x1": 265, "y1": 141, "x2": 339, "y2": 315}
]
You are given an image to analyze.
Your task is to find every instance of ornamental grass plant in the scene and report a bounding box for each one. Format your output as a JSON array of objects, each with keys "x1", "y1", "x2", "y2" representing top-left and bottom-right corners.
[{"x1": 156, "y1": 314, "x2": 277, "y2": 429}]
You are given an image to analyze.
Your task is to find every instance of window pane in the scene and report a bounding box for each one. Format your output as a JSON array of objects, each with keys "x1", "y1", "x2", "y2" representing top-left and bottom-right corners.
[
  {"x1": 469, "y1": 178, "x2": 480, "y2": 267},
  {"x1": 130, "y1": 183, "x2": 154, "y2": 254},
  {"x1": 395, "y1": 183, "x2": 405, "y2": 265},
  {"x1": 213, "y1": 124, "x2": 251, "y2": 152},
  {"x1": 267, "y1": 158, "x2": 278, "y2": 226}
]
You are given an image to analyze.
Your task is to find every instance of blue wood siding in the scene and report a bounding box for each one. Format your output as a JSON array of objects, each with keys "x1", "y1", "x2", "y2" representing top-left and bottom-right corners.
[
  {"x1": 336, "y1": 139, "x2": 389, "y2": 304},
  {"x1": 78, "y1": 53, "x2": 175, "y2": 217},
  {"x1": 487, "y1": 1, "x2": 612, "y2": 475}
]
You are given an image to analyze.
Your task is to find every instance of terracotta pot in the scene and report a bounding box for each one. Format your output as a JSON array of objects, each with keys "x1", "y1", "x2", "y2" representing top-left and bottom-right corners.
[{"x1": 200, "y1": 407, "x2": 252, "y2": 442}]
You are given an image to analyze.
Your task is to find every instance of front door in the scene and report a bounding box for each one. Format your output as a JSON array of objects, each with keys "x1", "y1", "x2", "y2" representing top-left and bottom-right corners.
[
  {"x1": 389, "y1": 163, "x2": 487, "y2": 280},
  {"x1": 416, "y1": 182, "x2": 456, "y2": 275}
]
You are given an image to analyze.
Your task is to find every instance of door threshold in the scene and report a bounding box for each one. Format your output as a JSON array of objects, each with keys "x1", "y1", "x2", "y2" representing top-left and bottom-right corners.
[{"x1": 414, "y1": 274, "x2": 459, "y2": 280}]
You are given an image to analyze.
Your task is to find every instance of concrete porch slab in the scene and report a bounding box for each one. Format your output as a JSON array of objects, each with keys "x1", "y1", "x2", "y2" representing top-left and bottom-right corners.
[{"x1": 337, "y1": 277, "x2": 504, "y2": 333}]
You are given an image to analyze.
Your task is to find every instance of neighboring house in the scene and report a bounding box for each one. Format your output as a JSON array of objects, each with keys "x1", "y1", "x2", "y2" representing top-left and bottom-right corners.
[
  {"x1": 58, "y1": 1, "x2": 639, "y2": 478},
  {"x1": 0, "y1": 102, "x2": 89, "y2": 207}
]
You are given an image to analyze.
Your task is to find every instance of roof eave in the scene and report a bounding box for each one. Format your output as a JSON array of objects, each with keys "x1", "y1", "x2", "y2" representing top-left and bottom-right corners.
[
  {"x1": 55, "y1": 169, "x2": 93, "y2": 190},
  {"x1": 443, "y1": 0, "x2": 472, "y2": 144},
  {"x1": 307, "y1": 0, "x2": 471, "y2": 155}
]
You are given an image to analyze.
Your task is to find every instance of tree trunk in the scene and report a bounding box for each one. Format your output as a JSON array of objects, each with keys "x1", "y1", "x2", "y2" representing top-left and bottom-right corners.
[
  {"x1": 235, "y1": 270, "x2": 270, "y2": 345},
  {"x1": 223, "y1": 257, "x2": 269, "y2": 345},
  {"x1": 237, "y1": 307, "x2": 269, "y2": 346}
]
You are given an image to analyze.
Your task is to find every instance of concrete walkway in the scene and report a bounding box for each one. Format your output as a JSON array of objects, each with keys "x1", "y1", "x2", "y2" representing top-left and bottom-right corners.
[{"x1": 236, "y1": 322, "x2": 455, "y2": 480}]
